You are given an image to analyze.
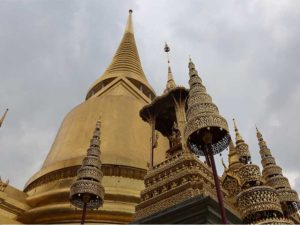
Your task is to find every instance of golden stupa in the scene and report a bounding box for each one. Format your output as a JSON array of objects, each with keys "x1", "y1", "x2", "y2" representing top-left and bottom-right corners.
[
  {"x1": 1, "y1": 10, "x2": 300, "y2": 225},
  {"x1": 1, "y1": 10, "x2": 168, "y2": 224}
]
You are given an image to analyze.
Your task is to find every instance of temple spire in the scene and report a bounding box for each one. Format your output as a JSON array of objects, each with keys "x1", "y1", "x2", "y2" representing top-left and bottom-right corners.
[
  {"x1": 232, "y1": 119, "x2": 251, "y2": 164},
  {"x1": 256, "y1": 126, "x2": 300, "y2": 220},
  {"x1": 163, "y1": 42, "x2": 176, "y2": 93},
  {"x1": 256, "y1": 126, "x2": 273, "y2": 160},
  {"x1": 233, "y1": 118, "x2": 244, "y2": 143},
  {"x1": 0, "y1": 108, "x2": 8, "y2": 128},
  {"x1": 102, "y1": 9, "x2": 145, "y2": 78},
  {"x1": 86, "y1": 10, "x2": 154, "y2": 100}
]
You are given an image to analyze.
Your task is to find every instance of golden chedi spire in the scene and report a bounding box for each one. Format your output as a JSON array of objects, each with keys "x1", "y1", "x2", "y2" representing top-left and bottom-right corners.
[
  {"x1": 256, "y1": 127, "x2": 300, "y2": 222},
  {"x1": 86, "y1": 9, "x2": 155, "y2": 100},
  {"x1": 163, "y1": 42, "x2": 176, "y2": 93},
  {"x1": 23, "y1": 11, "x2": 168, "y2": 224},
  {"x1": 233, "y1": 124, "x2": 291, "y2": 224},
  {"x1": 232, "y1": 119, "x2": 251, "y2": 164},
  {"x1": 0, "y1": 108, "x2": 8, "y2": 128}
]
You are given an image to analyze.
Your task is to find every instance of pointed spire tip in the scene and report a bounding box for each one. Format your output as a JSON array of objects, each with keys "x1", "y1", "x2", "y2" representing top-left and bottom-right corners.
[
  {"x1": 232, "y1": 118, "x2": 244, "y2": 143},
  {"x1": 233, "y1": 118, "x2": 238, "y2": 130},
  {"x1": 125, "y1": 9, "x2": 134, "y2": 34}
]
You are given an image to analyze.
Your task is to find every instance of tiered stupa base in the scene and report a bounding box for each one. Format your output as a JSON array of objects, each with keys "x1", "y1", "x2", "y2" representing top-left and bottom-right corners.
[{"x1": 135, "y1": 151, "x2": 239, "y2": 220}]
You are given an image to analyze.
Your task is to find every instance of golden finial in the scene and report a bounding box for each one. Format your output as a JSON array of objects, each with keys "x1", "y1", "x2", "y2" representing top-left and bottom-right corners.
[
  {"x1": 255, "y1": 125, "x2": 263, "y2": 137},
  {"x1": 125, "y1": 9, "x2": 134, "y2": 34},
  {"x1": 164, "y1": 42, "x2": 170, "y2": 60},
  {"x1": 164, "y1": 42, "x2": 171, "y2": 69},
  {"x1": 255, "y1": 125, "x2": 265, "y2": 141},
  {"x1": 0, "y1": 108, "x2": 8, "y2": 128},
  {"x1": 188, "y1": 56, "x2": 196, "y2": 72},
  {"x1": 255, "y1": 125, "x2": 260, "y2": 133},
  {"x1": 232, "y1": 118, "x2": 243, "y2": 142},
  {"x1": 163, "y1": 42, "x2": 176, "y2": 92}
]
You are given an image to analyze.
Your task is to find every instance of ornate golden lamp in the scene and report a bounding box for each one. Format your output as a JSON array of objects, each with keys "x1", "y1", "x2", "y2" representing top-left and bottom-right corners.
[
  {"x1": 184, "y1": 58, "x2": 230, "y2": 224},
  {"x1": 70, "y1": 120, "x2": 105, "y2": 225}
]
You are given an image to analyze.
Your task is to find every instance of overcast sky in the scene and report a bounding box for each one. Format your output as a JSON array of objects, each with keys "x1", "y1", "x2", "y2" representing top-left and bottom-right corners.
[{"x1": 0, "y1": 0, "x2": 300, "y2": 195}]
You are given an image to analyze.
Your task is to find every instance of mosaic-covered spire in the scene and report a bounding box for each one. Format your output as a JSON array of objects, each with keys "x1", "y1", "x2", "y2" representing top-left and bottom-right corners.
[
  {"x1": 184, "y1": 58, "x2": 230, "y2": 224},
  {"x1": 233, "y1": 124, "x2": 291, "y2": 224},
  {"x1": 256, "y1": 127, "x2": 286, "y2": 185},
  {"x1": 256, "y1": 127, "x2": 300, "y2": 221},
  {"x1": 70, "y1": 120, "x2": 105, "y2": 210},
  {"x1": 185, "y1": 58, "x2": 230, "y2": 156}
]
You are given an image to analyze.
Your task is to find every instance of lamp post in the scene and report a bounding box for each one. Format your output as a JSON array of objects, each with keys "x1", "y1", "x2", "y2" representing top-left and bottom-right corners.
[
  {"x1": 70, "y1": 120, "x2": 105, "y2": 225},
  {"x1": 185, "y1": 59, "x2": 230, "y2": 224}
]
